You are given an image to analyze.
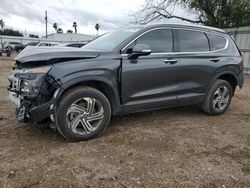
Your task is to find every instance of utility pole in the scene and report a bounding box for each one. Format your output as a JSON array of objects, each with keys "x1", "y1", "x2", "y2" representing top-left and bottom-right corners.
[{"x1": 45, "y1": 11, "x2": 48, "y2": 39}]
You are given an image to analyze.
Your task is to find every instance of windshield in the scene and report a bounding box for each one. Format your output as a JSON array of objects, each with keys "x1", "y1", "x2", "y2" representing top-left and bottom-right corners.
[{"x1": 82, "y1": 27, "x2": 142, "y2": 51}]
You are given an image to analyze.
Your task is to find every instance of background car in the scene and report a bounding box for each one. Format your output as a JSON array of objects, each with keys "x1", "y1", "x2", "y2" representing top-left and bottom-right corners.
[
  {"x1": 3, "y1": 42, "x2": 25, "y2": 52},
  {"x1": 25, "y1": 42, "x2": 40, "y2": 47},
  {"x1": 37, "y1": 42, "x2": 60, "y2": 47}
]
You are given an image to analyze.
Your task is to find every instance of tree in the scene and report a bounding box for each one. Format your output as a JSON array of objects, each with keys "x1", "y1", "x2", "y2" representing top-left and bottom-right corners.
[
  {"x1": 29, "y1": 34, "x2": 39, "y2": 38},
  {"x1": 0, "y1": 19, "x2": 4, "y2": 30},
  {"x1": 57, "y1": 28, "x2": 63, "y2": 33},
  {"x1": 73, "y1": 22, "x2": 78, "y2": 33},
  {"x1": 67, "y1": 30, "x2": 73, "y2": 33},
  {"x1": 95, "y1": 23, "x2": 100, "y2": 36},
  {"x1": 136, "y1": 0, "x2": 250, "y2": 28},
  {"x1": 53, "y1": 23, "x2": 58, "y2": 31},
  {"x1": 0, "y1": 28, "x2": 23, "y2": 36}
]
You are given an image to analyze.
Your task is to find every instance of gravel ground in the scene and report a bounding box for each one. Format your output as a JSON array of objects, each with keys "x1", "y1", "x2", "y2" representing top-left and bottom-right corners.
[{"x1": 0, "y1": 57, "x2": 250, "y2": 188}]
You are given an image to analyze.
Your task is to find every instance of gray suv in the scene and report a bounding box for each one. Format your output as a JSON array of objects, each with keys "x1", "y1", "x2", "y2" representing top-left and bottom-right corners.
[{"x1": 8, "y1": 23, "x2": 244, "y2": 141}]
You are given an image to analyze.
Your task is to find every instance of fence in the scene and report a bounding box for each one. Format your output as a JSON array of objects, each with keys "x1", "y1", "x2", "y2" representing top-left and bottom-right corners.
[
  {"x1": 0, "y1": 35, "x2": 64, "y2": 46},
  {"x1": 224, "y1": 26, "x2": 250, "y2": 73}
]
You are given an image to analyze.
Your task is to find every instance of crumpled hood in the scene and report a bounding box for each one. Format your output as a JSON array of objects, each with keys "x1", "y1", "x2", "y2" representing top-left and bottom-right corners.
[{"x1": 15, "y1": 46, "x2": 100, "y2": 66}]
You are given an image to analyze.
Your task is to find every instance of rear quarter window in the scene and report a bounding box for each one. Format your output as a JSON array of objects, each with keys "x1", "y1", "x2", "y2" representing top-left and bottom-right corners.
[{"x1": 207, "y1": 33, "x2": 227, "y2": 51}]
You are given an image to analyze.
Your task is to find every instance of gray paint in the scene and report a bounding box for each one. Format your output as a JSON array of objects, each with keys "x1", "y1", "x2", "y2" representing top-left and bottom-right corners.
[{"x1": 11, "y1": 23, "x2": 244, "y2": 121}]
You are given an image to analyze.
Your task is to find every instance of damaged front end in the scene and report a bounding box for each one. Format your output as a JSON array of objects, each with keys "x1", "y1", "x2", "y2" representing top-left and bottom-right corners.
[{"x1": 8, "y1": 65, "x2": 60, "y2": 123}]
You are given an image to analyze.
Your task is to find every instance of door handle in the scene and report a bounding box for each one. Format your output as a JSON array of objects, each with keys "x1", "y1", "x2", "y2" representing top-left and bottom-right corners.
[
  {"x1": 164, "y1": 59, "x2": 178, "y2": 64},
  {"x1": 210, "y1": 58, "x2": 220, "y2": 62}
]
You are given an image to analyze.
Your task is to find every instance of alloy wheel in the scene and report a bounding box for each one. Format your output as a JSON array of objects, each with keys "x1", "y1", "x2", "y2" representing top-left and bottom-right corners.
[
  {"x1": 66, "y1": 97, "x2": 104, "y2": 135},
  {"x1": 212, "y1": 86, "x2": 230, "y2": 112}
]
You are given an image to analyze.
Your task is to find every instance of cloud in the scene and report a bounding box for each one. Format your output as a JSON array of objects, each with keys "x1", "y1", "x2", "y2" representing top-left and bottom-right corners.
[{"x1": 0, "y1": 0, "x2": 145, "y2": 36}]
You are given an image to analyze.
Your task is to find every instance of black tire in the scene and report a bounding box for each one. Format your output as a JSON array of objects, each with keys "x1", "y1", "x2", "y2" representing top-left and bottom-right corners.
[
  {"x1": 202, "y1": 79, "x2": 233, "y2": 115},
  {"x1": 56, "y1": 87, "x2": 111, "y2": 141}
]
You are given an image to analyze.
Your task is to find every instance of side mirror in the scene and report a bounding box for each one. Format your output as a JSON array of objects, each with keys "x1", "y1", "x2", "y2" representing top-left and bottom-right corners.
[{"x1": 128, "y1": 44, "x2": 151, "y2": 59}]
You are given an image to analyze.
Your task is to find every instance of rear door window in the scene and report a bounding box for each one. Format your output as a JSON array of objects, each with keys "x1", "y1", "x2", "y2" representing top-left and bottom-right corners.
[{"x1": 178, "y1": 30, "x2": 209, "y2": 52}]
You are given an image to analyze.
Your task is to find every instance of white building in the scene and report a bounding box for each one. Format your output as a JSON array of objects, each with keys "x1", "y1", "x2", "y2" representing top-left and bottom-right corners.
[
  {"x1": 0, "y1": 33, "x2": 96, "y2": 47},
  {"x1": 41, "y1": 33, "x2": 96, "y2": 43}
]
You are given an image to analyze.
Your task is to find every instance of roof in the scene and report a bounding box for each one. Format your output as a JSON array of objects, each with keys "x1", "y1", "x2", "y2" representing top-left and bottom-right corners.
[{"x1": 138, "y1": 23, "x2": 226, "y2": 34}]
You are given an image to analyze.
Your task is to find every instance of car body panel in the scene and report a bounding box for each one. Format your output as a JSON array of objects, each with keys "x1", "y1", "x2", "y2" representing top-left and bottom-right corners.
[
  {"x1": 15, "y1": 46, "x2": 100, "y2": 65},
  {"x1": 121, "y1": 53, "x2": 180, "y2": 106}
]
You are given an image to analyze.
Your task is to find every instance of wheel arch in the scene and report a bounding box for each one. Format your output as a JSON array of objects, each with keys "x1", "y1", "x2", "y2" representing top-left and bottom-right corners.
[
  {"x1": 208, "y1": 70, "x2": 239, "y2": 96},
  {"x1": 56, "y1": 76, "x2": 121, "y2": 115},
  {"x1": 217, "y1": 74, "x2": 237, "y2": 94}
]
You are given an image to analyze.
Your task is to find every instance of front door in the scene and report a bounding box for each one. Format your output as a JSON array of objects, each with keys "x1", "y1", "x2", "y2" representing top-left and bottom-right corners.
[{"x1": 121, "y1": 28, "x2": 181, "y2": 110}]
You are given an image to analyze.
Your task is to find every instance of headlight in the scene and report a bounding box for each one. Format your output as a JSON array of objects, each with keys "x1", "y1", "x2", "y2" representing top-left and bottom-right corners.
[{"x1": 15, "y1": 66, "x2": 51, "y2": 97}]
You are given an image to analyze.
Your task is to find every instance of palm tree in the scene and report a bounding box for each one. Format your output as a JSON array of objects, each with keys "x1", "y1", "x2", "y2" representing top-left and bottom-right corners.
[
  {"x1": 73, "y1": 22, "x2": 78, "y2": 33},
  {"x1": 95, "y1": 23, "x2": 100, "y2": 36},
  {"x1": 57, "y1": 28, "x2": 63, "y2": 33},
  {"x1": 53, "y1": 23, "x2": 58, "y2": 32},
  {"x1": 0, "y1": 19, "x2": 5, "y2": 30}
]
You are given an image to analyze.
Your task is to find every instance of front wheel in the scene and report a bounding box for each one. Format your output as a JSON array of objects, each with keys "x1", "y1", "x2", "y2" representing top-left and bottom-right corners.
[
  {"x1": 56, "y1": 87, "x2": 111, "y2": 141},
  {"x1": 202, "y1": 79, "x2": 233, "y2": 115}
]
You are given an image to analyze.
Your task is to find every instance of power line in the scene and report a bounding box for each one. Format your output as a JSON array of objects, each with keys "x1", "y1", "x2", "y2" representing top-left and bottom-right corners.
[{"x1": 45, "y1": 11, "x2": 48, "y2": 39}]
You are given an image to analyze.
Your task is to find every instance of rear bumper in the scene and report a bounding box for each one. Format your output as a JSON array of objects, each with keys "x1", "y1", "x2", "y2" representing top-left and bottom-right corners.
[{"x1": 238, "y1": 69, "x2": 244, "y2": 88}]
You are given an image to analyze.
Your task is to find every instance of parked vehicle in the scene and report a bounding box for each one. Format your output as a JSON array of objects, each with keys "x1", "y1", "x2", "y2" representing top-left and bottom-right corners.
[
  {"x1": 2, "y1": 43, "x2": 12, "y2": 56},
  {"x1": 37, "y1": 42, "x2": 60, "y2": 47},
  {"x1": 0, "y1": 43, "x2": 2, "y2": 56},
  {"x1": 60, "y1": 42, "x2": 87, "y2": 48},
  {"x1": 25, "y1": 42, "x2": 40, "y2": 47},
  {"x1": 8, "y1": 23, "x2": 244, "y2": 141},
  {"x1": 4, "y1": 42, "x2": 25, "y2": 52}
]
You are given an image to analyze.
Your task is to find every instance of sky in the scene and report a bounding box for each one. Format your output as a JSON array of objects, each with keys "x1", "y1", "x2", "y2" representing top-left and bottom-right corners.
[{"x1": 0, "y1": 0, "x2": 191, "y2": 37}]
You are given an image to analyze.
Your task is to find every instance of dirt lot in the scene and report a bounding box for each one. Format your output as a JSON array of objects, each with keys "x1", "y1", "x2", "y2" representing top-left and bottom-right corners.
[{"x1": 0, "y1": 57, "x2": 250, "y2": 188}]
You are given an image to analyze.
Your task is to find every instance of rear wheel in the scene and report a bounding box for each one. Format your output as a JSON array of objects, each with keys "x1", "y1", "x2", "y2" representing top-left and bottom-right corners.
[
  {"x1": 202, "y1": 79, "x2": 233, "y2": 115},
  {"x1": 56, "y1": 87, "x2": 111, "y2": 141}
]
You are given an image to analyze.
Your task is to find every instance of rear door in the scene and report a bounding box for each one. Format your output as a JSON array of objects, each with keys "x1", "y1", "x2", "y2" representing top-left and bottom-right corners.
[
  {"x1": 121, "y1": 28, "x2": 181, "y2": 108},
  {"x1": 175, "y1": 29, "x2": 228, "y2": 103}
]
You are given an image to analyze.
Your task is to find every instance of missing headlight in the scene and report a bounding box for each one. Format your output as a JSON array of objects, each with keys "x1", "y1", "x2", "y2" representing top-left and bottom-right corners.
[{"x1": 19, "y1": 74, "x2": 45, "y2": 97}]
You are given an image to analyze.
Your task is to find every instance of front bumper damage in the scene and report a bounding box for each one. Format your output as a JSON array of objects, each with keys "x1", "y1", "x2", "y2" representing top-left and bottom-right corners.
[
  {"x1": 9, "y1": 88, "x2": 61, "y2": 123},
  {"x1": 8, "y1": 68, "x2": 61, "y2": 123}
]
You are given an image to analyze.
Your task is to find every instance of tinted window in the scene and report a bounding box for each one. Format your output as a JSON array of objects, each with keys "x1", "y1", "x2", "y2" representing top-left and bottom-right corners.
[
  {"x1": 135, "y1": 29, "x2": 173, "y2": 53},
  {"x1": 178, "y1": 30, "x2": 209, "y2": 52},
  {"x1": 10, "y1": 42, "x2": 21, "y2": 45},
  {"x1": 67, "y1": 44, "x2": 79, "y2": 47},
  {"x1": 67, "y1": 43, "x2": 84, "y2": 48},
  {"x1": 207, "y1": 33, "x2": 226, "y2": 50},
  {"x1": 28, "y1": 42, "x2": 39, "y2": 46},
  {"x1": 39, "y1": 43, "x2": 49, "y2": 46}
]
